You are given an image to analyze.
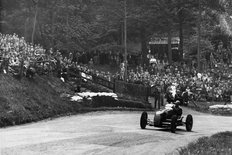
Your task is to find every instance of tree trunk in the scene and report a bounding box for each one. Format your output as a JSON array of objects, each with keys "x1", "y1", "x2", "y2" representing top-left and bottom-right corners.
[
  {"x1": 120, "y1": 22, "x2": 124, "y2": 58},
  {"x1": 31, "y1": 3, "x2": 38, "y2": 44},
  {"x1": 50, "y1": 0, "x2": 59, "y2": 49},
  {"x1": 168, "y1": 28, "x2": 172, "y2": 64},
  {"x1": 197, "y1": 0, "x2": 202, "y2": 72},
  {"x1": 51, "y1": 9, "x2": 55, "y2": 49},
  {"x1": 38, "y1": 22, "x2": 46, "y2": 48},
  {"x1": 178, "y1": 1, "x2": 184, "y2": 61},
  {"x1": 123, "y1": 0, "x2": 127, "y2": 80},
  {"x1": 24, "y1": 17, "x2": 29, "y2": 41},
  {"x1": 66, "y1": 1, "x2": 69, "y2": 27},
  {"x1": 178, "y1": 16, "x2": 183, "y2": 61},
  {"x1": 140, "y1": 25, "x2": 148, "y2": 67}
]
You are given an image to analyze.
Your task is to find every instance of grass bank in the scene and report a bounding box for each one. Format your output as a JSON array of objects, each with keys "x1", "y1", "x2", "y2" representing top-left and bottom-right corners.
[
  {"x1": 177, "y1": 131, "x2": 232, "y2": 155},
  {"x1": 0, "y1": 74, "x2": 82, "y2": 127}
]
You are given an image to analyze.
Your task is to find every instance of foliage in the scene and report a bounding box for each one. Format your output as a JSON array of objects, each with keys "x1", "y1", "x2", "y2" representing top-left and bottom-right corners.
[
  {"x1": 0, "y1": 0, "x2": 231, "y2": 61},
  {"x1": 186, "y1": 35, "x2": 214, "y2": 57}
]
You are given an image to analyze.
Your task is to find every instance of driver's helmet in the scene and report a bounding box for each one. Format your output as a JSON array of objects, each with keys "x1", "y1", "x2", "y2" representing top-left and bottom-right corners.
[{"x1": 174, "y1": 100, "x2": 181, "y2": 107}]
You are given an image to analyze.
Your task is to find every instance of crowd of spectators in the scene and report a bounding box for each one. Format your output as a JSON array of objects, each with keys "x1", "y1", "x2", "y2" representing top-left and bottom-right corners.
[
  {"x1": 75, "y1": 56, "x2": 232, "y2": 103},
  {"x1": 0, "y1": 33, "x2": 46, "y2": 67},
  {"x1": 0, "y1": 33, "x2": 116, "y2": 82},
  {"x1": 126, "y1": 60, "x2": 232, "y2": 102},
  {"x1": 1, "y1": 33, "x2": 232, "y2": 102},
  {"x1": 0, "y1": 33, "x2": 55, "y2": 76},
  {"x1": 0, "y1": 33, "x2": 73, "y2": 76}
]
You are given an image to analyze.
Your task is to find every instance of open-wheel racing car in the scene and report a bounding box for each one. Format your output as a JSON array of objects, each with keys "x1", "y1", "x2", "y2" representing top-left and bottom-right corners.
[{"x1": 140, "y1": 101, "x2": 193, "y2": 133}]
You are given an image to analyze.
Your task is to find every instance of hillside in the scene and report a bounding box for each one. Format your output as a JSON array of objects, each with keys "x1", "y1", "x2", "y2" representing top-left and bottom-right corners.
[{"x1": 0, "y1": 74, "x2": 81, "y2": 127}]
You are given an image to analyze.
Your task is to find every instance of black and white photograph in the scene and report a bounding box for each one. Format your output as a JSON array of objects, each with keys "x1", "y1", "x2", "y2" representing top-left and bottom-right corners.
[{"x1": 0, "y1": 0, "x2": 232, "y2": 154}]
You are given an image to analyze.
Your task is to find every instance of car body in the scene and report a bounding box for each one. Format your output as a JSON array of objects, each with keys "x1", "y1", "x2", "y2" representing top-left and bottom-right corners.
[{"x1": 140, "y1": 103, "x2": 193, "y2": 133}]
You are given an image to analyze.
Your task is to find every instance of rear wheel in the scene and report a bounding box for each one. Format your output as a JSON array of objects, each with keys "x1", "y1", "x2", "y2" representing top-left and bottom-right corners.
[
  {"x1": 140, "y1": 111, "x2": 148, "y2": 129},
  {"x1": 186, "y1": 114, "x2": 193, "y2": 131},
  {"x1": 170, "y1": 115, "x2": 177, "y2": 133}
]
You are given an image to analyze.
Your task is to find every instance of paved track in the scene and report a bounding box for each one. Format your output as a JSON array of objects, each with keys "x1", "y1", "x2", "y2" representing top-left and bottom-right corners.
[{"x1": 0, "y1": 107, "x2": 232, "y2": 155}]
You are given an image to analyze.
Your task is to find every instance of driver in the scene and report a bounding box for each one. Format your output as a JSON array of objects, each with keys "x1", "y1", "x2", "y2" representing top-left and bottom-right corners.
[
  {"x1": 182, "y1": 87, "x2": 191, "y2": 105},
  {"x1": 163, "y1": 100, "x2": 182, "y2": 118},
  {"x1": 173, "y1": 100, "x2": 182, "y2": 118}
]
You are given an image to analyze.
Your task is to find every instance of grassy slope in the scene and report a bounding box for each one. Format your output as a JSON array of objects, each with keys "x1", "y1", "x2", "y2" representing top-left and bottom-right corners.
[
  {"x1": 0, "y1": 74, "x2": 81, "y2": 127},
  {"x1": 178, "y1": 132, "x2": 232, "y2": 155}
]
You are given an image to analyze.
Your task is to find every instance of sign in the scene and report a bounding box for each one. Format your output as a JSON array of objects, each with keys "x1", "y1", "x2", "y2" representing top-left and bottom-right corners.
[{"x1": 149, "y1": 37, "x2": 180, "y2": 45}]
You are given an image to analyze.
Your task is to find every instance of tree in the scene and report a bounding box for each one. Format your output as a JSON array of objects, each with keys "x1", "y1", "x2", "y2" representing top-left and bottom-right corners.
[
  {"x1": 31, "y1": 0, "x2": 39, "y2": 44},
  {"x1": 1, "y1": 0, "x2": 229, "y2": 67}
]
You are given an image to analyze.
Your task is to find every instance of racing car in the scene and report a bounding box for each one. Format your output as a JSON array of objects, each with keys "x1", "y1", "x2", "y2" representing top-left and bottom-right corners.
[{"x1": 140, "y1": 101, "x2": 193, "y2": 133}]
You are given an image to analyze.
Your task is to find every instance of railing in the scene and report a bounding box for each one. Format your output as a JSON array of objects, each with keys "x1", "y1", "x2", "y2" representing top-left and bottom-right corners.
[
  {"x1": 114, "y1": 80, "x2": 150, "y2": 102},
  {"x1": 68, "y1": 68, "x2": 150, "y2": 102},
  {"x1": 68, "y1": 69, "x2": 115, "y2": 91}
]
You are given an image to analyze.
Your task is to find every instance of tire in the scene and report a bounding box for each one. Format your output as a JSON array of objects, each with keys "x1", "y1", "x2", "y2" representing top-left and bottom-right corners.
[
  {"x1": 186, "y1": 114, "x2": 193, "y2": 131},
  {"x1": 140, "y1": 111, "x2": 148, "y2": 129},
  {"x1": 154, "y1": 113, "x2": 162, "y2": 127},
  {"x1": 170, "y1": 115, "x2": 177, "y2": 133}
]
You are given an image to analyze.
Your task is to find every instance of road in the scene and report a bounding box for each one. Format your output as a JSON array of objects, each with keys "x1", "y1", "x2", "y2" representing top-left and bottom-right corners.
[{"x1": 0, "y1": 107, "x2": 232, "y2": 155}]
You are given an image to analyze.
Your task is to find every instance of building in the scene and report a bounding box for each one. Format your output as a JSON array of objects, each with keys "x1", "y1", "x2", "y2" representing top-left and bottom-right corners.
[{"x1": 149, "y1": 37, "x2": 180, "y2": 62}]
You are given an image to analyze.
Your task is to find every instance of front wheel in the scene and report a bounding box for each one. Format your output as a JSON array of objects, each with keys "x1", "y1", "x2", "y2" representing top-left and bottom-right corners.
[
  {"x1": 186, "y1": 114, "x2": 193, "y2": 131},
  {"x1": 154, "y1": 113, "x2": 162, "y2": 127},
  {"x1": 140, "y1": 111, "x2": 148, "y2": 129},
  {"x1": 170, "y1": 115, "x2": 177, "y2": 133}
]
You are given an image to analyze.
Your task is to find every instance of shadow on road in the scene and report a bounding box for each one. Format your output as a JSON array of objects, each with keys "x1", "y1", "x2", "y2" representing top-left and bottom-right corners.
[{"x1": 140, "y1": 127, "x2": 197, "y2": 135}]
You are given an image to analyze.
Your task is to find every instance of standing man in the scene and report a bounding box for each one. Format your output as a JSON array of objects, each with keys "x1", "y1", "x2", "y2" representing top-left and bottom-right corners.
[
  {"x1": 120, "y1": 62, "x2": 125, "y2": 80},
  {"x1": 160, "y1": 81, "x2": 165, "y2": 106},
  {"x1": 154, "y1": 84, "x2": 161, "y2": 109}
]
